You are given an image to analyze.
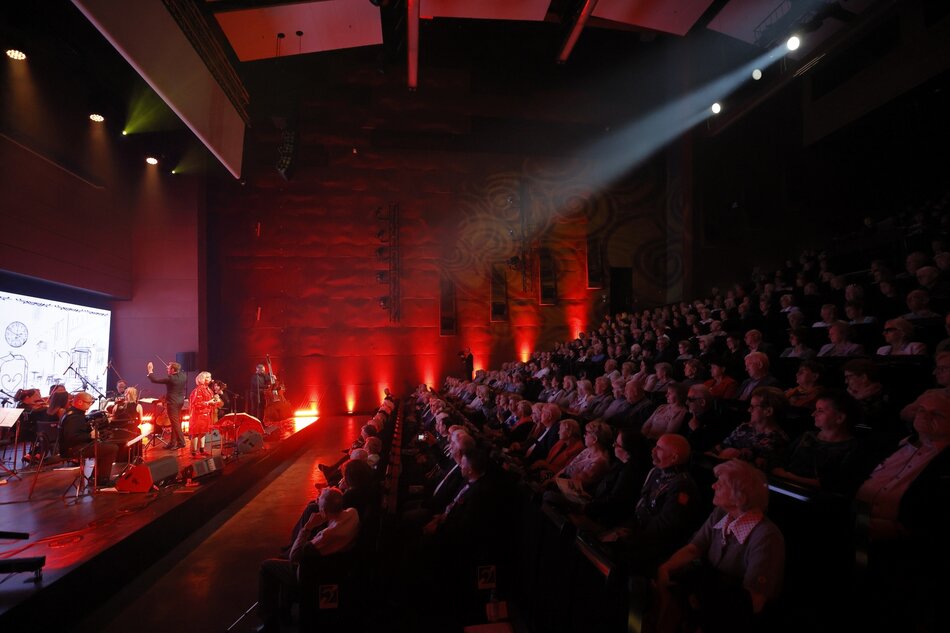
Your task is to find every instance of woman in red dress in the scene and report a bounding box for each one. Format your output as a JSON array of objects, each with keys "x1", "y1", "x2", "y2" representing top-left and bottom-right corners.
[{"x1": 188, "y1": 371, "x2": 217, "y2": 457}]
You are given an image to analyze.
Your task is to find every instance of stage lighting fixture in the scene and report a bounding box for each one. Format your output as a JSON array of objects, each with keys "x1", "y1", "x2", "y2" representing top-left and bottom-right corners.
[
  {"x1": 375, "y1": 246, "x2": 390, "y2": 260},
  {"x1": 752, "y1": 69, "x2": 763, "y2": 81},
  {"x1": 145, "y1": 156, "x2": 159, "y2": 165},
  {"x1": 89, "y1": 114, "x2": 105, "y2": 123},
  {"x1": 375, "y1": 271, "x2": 389, "y2": 283},
  {"x1": 5, "y1": 49, "x2": 26, "y2": 61},
  {"x1": 378, "y1": 296, "x2": 390, "y2": 309},
  {"x1": 711, "y1": 103, "x2": 722, "y2": 114},
  {"x1": 786, "y1": 36, "x2": 801, "y2": 51}
]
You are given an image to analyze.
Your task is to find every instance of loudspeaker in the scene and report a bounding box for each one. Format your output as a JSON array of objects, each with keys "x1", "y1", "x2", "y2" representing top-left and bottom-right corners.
[
  {"x1": 176, "y1": 351, "x2": 197, "y2": 372},
  {"x1": 237, "y1": 429, "x2": 264, "y2": 454},
  {"x1": 180, "y1": 455, "x2": 224, "y2": 481},
  {"x1": 115, "y1": 456, "x2": 180, "y2": 492}
]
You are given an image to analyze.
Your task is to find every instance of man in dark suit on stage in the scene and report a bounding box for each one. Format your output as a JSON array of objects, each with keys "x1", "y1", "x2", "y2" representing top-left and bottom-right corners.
[{"x1": 147, "y1": 361, "x2": 187, "y2": 450}]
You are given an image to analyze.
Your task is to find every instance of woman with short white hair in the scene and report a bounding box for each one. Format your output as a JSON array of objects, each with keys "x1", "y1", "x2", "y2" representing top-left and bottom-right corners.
[
  {"x1": 657, "y1": 459, "x2": 785, "y2": 631},
  {"x1": 188, "y1": 370, "x2": 217, "y2": 457}
]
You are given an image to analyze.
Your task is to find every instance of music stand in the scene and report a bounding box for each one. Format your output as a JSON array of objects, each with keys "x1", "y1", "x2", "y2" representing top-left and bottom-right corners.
[{"x1": 0, "y1": 408, "x2": 24, "y2": 482}]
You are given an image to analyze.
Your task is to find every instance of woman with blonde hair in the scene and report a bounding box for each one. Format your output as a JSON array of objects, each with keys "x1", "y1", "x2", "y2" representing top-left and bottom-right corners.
[{"x1": 188, "y1": 371, "x2": 217, "y2": 457}]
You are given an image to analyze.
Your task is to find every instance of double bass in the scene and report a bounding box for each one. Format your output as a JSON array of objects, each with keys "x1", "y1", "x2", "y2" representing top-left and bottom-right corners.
[{"x1": 263, "y1": 354, "x2": 292, "y2": 422}]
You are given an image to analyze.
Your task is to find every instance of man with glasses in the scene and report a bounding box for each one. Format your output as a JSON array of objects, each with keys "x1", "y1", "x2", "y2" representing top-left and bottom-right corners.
[
  {"x1": 854, "y1": 389, "x2": 950, "y2": 631},
  {"x1": 901, "y1": 351, "x2": 950, "y2": 422},
  {"x1": 60, "y1": 391, "x2": 119, "y2": 487}
]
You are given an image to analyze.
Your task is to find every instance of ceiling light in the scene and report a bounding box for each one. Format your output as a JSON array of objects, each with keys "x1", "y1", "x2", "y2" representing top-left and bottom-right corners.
[
  {"x1": 711, "y1": 103, "x2": 722, "y2": 114},
  {"x1": 89, "y1": 114, "x2": 105, "y2": 123},
  {"x1": 752, "y1": 69, "x2": 763, "y2": 81},
  {"x1": 145, "y1": 157, "x2": 159, "y2": 165},
  {"x1": 5, "y1": 49, "x2": 26, "y2": 61},
  {"x1": 786, "y1": 36, "x2": 801, "y2": 51}
]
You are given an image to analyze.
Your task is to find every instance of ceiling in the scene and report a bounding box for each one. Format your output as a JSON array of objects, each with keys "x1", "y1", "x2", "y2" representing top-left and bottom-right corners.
[{"x1": 2, "y1": 1, "x2": 896, "y2": 178}]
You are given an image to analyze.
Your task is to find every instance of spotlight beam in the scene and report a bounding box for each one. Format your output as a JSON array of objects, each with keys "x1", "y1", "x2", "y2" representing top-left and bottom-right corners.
[{"x1": 570, "y1": 47, "x2": 783, "y2": 196}]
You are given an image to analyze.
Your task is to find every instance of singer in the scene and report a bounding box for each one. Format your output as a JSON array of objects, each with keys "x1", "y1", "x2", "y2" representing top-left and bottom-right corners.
[
  {"x1": 147, "y1": 360, "x2": 187, "y2": 450},
  {"x1": 188, "y1": 371, "x2": 219, "y2": 457}
]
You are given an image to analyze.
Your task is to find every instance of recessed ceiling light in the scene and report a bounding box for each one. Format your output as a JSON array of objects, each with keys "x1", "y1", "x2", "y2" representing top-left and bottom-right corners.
[
  {"x1": 89, "y1": 114, "x2": 105, "y2": 123},
  {"x1": 6, "y1": 49, "x2": 27, "y2": 61},
  {"x1": 145, "y1": 157, "x2": 159, "y2": 165}
]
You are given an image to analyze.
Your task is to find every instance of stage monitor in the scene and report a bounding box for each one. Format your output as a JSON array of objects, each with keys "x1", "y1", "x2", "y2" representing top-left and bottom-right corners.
[{"x1": 0, "y1": 290, "x2": 111, "y2": 402}]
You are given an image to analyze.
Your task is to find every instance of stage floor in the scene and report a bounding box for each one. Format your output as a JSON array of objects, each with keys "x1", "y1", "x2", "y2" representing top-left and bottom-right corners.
[{"x1": 0, "y1": 414, "x2": 357, "y2": 630}]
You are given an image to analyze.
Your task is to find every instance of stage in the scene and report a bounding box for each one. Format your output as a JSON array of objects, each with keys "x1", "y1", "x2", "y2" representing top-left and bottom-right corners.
[{"x1": 0, "y1": 413, "x2": 350, "y2": 631}]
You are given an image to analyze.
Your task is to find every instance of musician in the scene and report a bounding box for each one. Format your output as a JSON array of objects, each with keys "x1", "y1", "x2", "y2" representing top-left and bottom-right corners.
[
  {"x1": 109, "y1": 387, "x2": 143, "y2": 428},
  {"x1": 60, "y1": 391, "x2": 119, "y2": 487},
  {"x1": 147, "y1": 361, "x2": 187, "y2": 450},
  {"x1": 250, "y1": 363, "x2": 274, "y2": 420},
  {"x1": 115, "y1": 380, "x2": 128, "y2": 398},
  {"x1": 188, "y1": 371, "x2": 217, "y2": 457},
  {"x1": 211, "y1": 380, "x2": 229, "y2": 422}
]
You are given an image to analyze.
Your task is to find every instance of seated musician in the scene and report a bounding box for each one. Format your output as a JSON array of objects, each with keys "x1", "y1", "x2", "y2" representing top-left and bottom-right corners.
[{"x1": 59, "y1": 391, "x2": 121, "y2": 487}]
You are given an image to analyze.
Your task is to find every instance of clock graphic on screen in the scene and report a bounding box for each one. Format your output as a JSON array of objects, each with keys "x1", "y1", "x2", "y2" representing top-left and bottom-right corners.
[{"x1": 5, "y1": 321, "x2": 29, "y2": 348}]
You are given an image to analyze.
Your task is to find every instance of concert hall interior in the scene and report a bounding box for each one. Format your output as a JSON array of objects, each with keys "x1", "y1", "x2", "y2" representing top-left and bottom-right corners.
[{"x1": 2, "y1": 1, "x2": 950, "y2": 632}]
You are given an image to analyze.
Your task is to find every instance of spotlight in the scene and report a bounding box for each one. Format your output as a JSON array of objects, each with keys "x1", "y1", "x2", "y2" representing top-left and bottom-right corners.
[
  {"x1": 786, "y1": 36, "x2": 801, "y2": 51},
  {"x1": 5, "y1": 49, "x2": 26, "y2": 61},
  {"x1": 752, "y1": 69, "x2": 762, "y2": 81},
  {"x1": 145, "y1": 156, "x2": 159, "y2": 165},
  {"x1": 711, "y1": 103, "x2": 722, "y2": 114},
  {"x1": 89, "y1": 114, "x2": 105, "y2": 123},
  {"x1": 122, "y1": 130, "x2": 128, "y2": 136},
  {"x1": 170, "y1": 169, "x2": 178, "y2": 175}
]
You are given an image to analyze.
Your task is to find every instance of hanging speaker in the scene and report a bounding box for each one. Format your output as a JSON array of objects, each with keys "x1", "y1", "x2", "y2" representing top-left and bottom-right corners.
[{"x1": 115, "y1": 456, "x2": 180, "y2": 492}]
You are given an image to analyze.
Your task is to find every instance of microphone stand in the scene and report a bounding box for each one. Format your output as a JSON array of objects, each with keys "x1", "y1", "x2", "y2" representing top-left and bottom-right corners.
[{"x1": 66, "y1": 365, "x2": 108, "y2": 409}]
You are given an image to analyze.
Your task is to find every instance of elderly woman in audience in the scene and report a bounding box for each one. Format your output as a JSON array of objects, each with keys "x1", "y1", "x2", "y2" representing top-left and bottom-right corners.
[
  {"x1": 570, "y1": 428, "x2": 650, "y2": 528},
  {"x1": 567, "y1": 379, "x2": 595, "y2": 418},
  {"x1": 646, "y1": 362, "x2": 675, "y2": 393},
  {"x1": 876, "y1": 317, "x2": 926, "y2": 356},
  {"x1": 704, "y1": 357, "x2": 739, "y2": 400},
  {"x1": 842, "y1": 359, "x2": 894, "y2": 433},
  {"x1": 545, "y1": 419, "x2": 613, "y2": 492},
  {"x1": 772, "y1": 391, "x2": 870, "y2": 495},
  {"x1": 785, "y1": 360, "x2": 824, "y2": 410},
  {"x1": 641, "y1": 382, "x2": 689, "y2": 439},
  {"x1": 556, "y1": 374, "x2": 579, "y2": 411},
  {"x1": 780, "y1": 327, "x2": 816, "y2": 360},
  {"x1": 681, "y1": 358, "x2": 706, "y2": 387},
  {"x1": 709, "y1": 387, "x2": 789, "y2": 470},
  {"x1": 818, "y1": 322, "x2": 864, "y2": 357},
  {"x1": 529, "y1": 418, "x2": 584, "y2": 482},
  {"x1": 657, "y1": 459, "x2": 785, "y2": 631}
]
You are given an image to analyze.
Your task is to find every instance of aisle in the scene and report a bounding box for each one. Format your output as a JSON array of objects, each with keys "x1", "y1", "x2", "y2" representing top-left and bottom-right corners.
[{"x1": 77, "y1": 416, "x2": 360, "y2": 633}]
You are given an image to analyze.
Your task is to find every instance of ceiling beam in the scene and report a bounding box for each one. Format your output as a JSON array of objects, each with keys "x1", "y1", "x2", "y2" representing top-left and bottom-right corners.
[
  {"x1": 407, "y1": 0, "x2": 419, "y2": 89},
  {"x1": 558, "y1": 0, "x2": 599, "y2": 63}
]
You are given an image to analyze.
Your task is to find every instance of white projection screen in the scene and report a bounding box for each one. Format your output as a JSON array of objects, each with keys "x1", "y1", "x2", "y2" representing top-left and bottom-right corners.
[{"x1": 0, "y1": 290, "x2": 111, "y2": 401}]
